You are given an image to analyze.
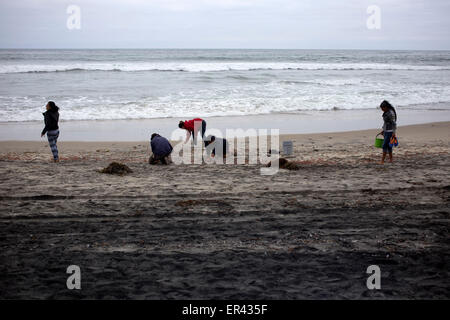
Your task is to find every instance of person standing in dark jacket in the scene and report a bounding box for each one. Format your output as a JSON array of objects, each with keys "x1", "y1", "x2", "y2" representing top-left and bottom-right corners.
[
  {"x1": 149, "y1": 133, "x2": 173, "y2": 165},
  {"x1": 378, "y1": 100, "x2": 397, "y2": 164},
  {"x1": 41, "y1": 101, "x2": 60, "y2": 162}
]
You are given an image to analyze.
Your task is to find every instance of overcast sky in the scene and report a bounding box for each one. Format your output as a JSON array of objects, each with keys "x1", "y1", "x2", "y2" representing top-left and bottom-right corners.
[{"x1": 0, "y1": 0, "x2": 449, "y2": 49}]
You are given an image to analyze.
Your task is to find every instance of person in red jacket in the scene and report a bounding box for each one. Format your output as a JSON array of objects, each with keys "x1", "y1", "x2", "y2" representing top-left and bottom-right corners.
[{"x1": 178, "y1": 118, "x2": 206, "y2": 145}]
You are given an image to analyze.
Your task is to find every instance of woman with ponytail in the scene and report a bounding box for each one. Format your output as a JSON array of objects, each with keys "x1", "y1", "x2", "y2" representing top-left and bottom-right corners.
[
  {"x1": 41, "y1": 101, "x2": 60, "y2": 162},
  {"x1": 178, "y1": 118, "x2": 206, "y2": 145},
  {"x1": 378, "y1": 100, "x2": 397, "y2": 164}
]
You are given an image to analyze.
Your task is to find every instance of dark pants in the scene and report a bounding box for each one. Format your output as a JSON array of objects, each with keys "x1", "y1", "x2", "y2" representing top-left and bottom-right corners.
[
  {"x1": 192, "y1": 120, "x2": 206, "y2": 145},
  {"x1": 149, "y1": 152, "x2": 172, "y2": 165},
  {"x1": 212, "y1": 138, "x2": 228, "y2": 157},
  {"x1": 383, "y1": 132, "x2": 393, "y2": 153}
]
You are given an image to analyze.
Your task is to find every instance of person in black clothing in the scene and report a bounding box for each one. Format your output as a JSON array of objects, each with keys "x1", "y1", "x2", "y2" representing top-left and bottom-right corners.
[
  {"x1": 378, "y1": 100, "x2": 398, "y2": 164},
  {"x1": 149, "y1": 133, "x2": 173, "y2": 165},
  {"x1": 41, "y1": 101, "x2": 60, "y2": 162},
  {"x1": 204, "y1": 135, "x2": 228, "y2": 159}
]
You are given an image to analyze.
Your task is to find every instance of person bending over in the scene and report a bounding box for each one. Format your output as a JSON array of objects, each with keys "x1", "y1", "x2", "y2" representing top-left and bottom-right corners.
[
  {"x1": 179, "y1": 118, "x2": 206, "y2": 145},
  {"x1": 204, "y1": 135, "x2": 228, "y2": 159}
]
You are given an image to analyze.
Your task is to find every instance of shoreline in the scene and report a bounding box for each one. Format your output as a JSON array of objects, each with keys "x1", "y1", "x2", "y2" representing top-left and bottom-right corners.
[
  {"x1": 0, "y1": 120, "x2": 448, "y2": 144},
  {"x1": 0, "y1": 121, "x2": 448, "y2": 163},
  {"x1": 1, "y1": 109, "x2": 449, "y2": 141}
]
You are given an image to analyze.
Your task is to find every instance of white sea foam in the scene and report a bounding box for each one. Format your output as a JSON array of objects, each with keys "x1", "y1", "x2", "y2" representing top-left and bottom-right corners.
[
  {"x1": 2, "y1": 92, "x2": 450, "y2": 122},
  {"x1": 1, "y1": 49, "x2": 450, "y2": 122},
  {"x1": 0, "y1": 62, "x2": 449, "y2": 74}
]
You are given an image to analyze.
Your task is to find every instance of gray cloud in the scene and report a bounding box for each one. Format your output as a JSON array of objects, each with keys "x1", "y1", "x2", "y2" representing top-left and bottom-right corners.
[{"x1": 0, "y1": 0, "x2": 449, "y2": 49}]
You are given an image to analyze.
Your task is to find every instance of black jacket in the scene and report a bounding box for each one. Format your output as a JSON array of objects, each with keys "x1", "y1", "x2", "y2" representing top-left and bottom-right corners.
[
  {"x1": 382, "y1": 109, "x2": 397, "y2": 133},
  {"x1": 207, "y1": 138, "x2": 228, "y2": 157},
  {"x1": 42, "y1": 110, "x2": 59, "y2": 135}
]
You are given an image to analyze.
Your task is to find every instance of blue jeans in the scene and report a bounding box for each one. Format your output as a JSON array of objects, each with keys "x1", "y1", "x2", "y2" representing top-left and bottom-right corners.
[{"x1": 383, "y1": 132, "x2": 393, "y2": 153}]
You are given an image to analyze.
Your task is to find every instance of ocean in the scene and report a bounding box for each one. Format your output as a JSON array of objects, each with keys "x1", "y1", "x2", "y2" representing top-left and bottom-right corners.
[{"x1": 1, "y1": 49, "x2": 450, "y2": 123}]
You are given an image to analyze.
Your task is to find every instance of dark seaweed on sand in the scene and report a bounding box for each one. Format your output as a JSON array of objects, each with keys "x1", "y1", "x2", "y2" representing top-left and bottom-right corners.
[
  {"x1": 266, "y1": 158, "x2": 300, "y2": 170},
  {"x1": 99, "y1": 162, "x2": 133, "y2": 175}
]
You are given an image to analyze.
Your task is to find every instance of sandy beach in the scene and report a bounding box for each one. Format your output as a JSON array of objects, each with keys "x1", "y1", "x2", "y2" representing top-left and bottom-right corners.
[{"x1": 0, "y1": 121, "x2": 449, "y2": 299}]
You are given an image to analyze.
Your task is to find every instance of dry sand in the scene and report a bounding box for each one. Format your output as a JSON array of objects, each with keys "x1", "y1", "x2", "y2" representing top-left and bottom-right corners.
[{"x1": 0, "y1": 122, "x2": 449, "y2": 299}]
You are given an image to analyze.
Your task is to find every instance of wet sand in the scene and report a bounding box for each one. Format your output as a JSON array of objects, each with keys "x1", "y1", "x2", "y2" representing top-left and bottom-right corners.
[
  {"x1": 0, "y1": 122, "x2": 449, "y2": 299},
  {"x1": 1, "y1": 108, "x2": 450, "y2": 141}
]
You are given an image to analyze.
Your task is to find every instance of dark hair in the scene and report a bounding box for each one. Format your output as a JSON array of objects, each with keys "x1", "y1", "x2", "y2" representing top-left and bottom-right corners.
[
  {"x1": 204, "y1": 135, "x2": 215, "y2": 147},
  {"x1": 47, "y1": 101, "x2": 59, "y2": 112},
  {"x1": 151, "y1": 133, "x2": 159, "y2": 140},
  {"x1": 178, "y1": 121, "x2": 184, "y2": 129},
  {"x1": 380, "y1": 100, "x2": 397, "y2": 121}
]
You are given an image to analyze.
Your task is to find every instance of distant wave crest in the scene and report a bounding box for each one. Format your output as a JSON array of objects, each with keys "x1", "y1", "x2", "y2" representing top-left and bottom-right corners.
[{"x1": 1, "y1": 62, "x2": 449, "y2": 74}]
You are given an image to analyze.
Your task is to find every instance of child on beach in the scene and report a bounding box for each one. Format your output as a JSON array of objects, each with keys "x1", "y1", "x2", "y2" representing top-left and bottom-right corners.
[
  {"x1": 378, "y1": 100, "x2": 397, "y2": 164},
  {"x1": 41, "y1": 101, "x2": 60, "y2": 162},
  {"x1": 179, "y1": 118, "x2": 206, "y2": 145},
  {"x1": 204, "y1": 135, "x2": 229, "y2": 159}
]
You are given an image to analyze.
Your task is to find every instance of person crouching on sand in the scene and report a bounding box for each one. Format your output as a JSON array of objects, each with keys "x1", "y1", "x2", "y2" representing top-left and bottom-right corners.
[
  {"x1": 378, "y1": 100, "x2": 397, "y2": 164},
  {"x1": 41, "y1": 101, "x2": 60, "y2": 162},
  {"x1": 179, "y1": 118, "x2": 206, "y2": 145},
  {"x1": 149, "y1": 133, "x2": 173, "y2": 165},
  {"x1": 204, "y1": 135, "x2": 228, "y2": 159}
]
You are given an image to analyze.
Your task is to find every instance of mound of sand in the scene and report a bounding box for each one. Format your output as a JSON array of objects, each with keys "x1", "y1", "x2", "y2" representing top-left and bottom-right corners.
[
  {"x1": 266, "y1": 158, "x2": 300, "y2": 170},
  {"x1": 99, "y1": 162, "x2": 133, "y2": 175}
]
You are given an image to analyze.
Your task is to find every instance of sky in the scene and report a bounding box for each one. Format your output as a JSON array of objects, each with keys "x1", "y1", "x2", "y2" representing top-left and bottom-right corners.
[{"x1": 0, "y1": 0, "x2": 449, "y2": 50}]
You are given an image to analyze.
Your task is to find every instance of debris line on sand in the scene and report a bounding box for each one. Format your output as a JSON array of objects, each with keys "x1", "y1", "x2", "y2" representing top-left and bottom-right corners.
[{"x1": 266, "y1": 158, "x2": 300, "y2": 170}]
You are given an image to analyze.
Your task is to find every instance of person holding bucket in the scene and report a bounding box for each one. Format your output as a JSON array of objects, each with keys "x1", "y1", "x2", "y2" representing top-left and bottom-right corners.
[{"x1": 377, "y1": 100, "x2": 397, "y2": 164}]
